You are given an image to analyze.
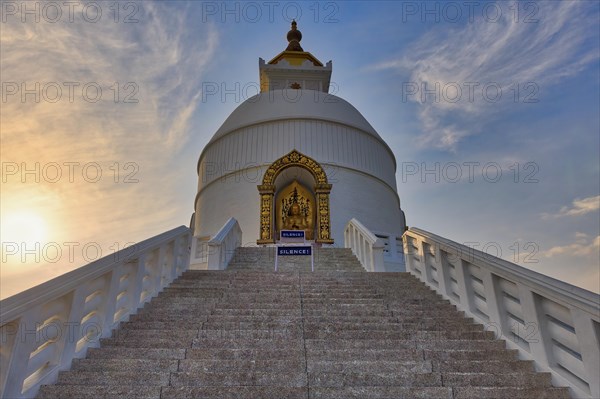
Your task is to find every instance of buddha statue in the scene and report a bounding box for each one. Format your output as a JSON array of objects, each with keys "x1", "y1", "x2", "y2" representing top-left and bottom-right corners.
[{"x1": 284, "y1": 202, "x2": 307, "y2": 230}]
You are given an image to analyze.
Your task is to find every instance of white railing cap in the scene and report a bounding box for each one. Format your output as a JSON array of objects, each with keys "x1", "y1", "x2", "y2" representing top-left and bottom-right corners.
[
  {"x1": 207, "y1": 218, "x2": 240, "y2": 246},
  {"x1": 405, "y1": 227, "x2": 600, "y2": 316},
  {"x1": 0, "y1": 226, "x2": 190, "y2": 324},
  {"x1": 345, "y1": 218, "x2": 381, "y2": 245}
]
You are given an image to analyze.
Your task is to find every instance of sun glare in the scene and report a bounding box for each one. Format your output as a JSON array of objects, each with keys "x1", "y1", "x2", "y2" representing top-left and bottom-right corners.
[{"x1": 1, "y1": 211, "x2": 49, "y2": 248}]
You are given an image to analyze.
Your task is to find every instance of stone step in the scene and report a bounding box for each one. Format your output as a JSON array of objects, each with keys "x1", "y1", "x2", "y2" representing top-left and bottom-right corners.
[
  {"x1": 120, "y1": 321, "x2": 204, "y2": 330},
  {"x1": 72, "y1": 358, "x2": 178, "y2": 372},
  {"x1": 305, "y1": 339, "x2": 506, "y2": 351},
  {"x1": 303, "y1": 329, "x2": 494, "y2": 340},
  {"x1": 100, "y1": 337, "x2": 193, "y2": 348},
  {"x1": 198, "y1": 329, "x2": 303, "y2": 340},
  {"x1": 452, "y1": 387, "x2": 571, "y2": 398},
  {"x1": 37, "y1": 385, "x2": 161, "y2": 399},
  {"x1": 211, "y1": 309, "x2": 303, "y2": 316},
  {"x1": 191, "y1": 338, "x2": 305, "y2": 350},
  {"x1": 307, "y1": 360, "x2": 433, "y2": 373},
  {"x1": 110, "y1": 329, "x2": 198, "y2": 340},
  {"x1": 57, "y1": 371, "x2": 170, "y2": 385},
  {"x1": 186, "y1": 348, "x2": 304, "y2": 360},
  {"x1": 309, "y1": 386, "x2": 452, "y2": 399},
  {"x1": 309, "y1": 372, "x2": 442, "y2": 387},
  {"x1": 178, "y1": 358, "x2": 305, "y2": 372},
  {"x1": 302, "y1": 322, "x2": 483, "y2": 332},
  {"x1": 305, "y1": 348, "x2": 519, "y2": 363},
  {"x1": 86, "y1": 347, "x2": 186, "y2": 359},
  {"x1": 434, "y1": 360, "x2": 534, "y2": 373},
  {"x1": 170, "y1": 371, "x2": 307, "y2": 387},
  {"x1": 306, "y1": 348, "x2": 423, "y2": 361},
  {"x1": 201, "y1": 322, "x2": 303, "y2": 330},
  {"x1": 160, "y1": 386, "x2": 309, "y2": 399}
]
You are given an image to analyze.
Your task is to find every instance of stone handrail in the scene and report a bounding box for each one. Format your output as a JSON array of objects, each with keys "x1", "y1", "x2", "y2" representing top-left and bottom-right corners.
[
  {"x1": 403, "y1": 227, "x2": 600, "y2": 399},
  {"x1": 207, "y1": 218, "x2": 242, "y2": 270},
  {"x1": 344, "y1": 218, "x2": 385, "y2": 272},
  {"x1": 0, "y1": 226, "x2": 191, "y2": 399}
]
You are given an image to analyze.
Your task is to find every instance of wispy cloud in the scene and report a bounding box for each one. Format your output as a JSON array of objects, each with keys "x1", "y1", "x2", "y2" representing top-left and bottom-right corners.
[
  {"x1": 539, "y1": 233, "x2": 600, "y2": 258},
  {"x1": 370, "y1": 1, "x2": 599, "y2": 150},
  {"x1": 542, "y1": 195, "x2": 600, "y2": 219},
  {"x1": 0, "y1": 3, "x2": 218, "y2": 298}
]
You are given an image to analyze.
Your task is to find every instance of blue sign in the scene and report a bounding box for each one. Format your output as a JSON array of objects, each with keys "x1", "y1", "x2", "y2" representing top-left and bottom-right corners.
[
  {"x1": 281, "y1": 230, "x2": 305, "y2": 238},
  {"x1": 277, "y1": 246, "x2": 312, "y2": 256}
]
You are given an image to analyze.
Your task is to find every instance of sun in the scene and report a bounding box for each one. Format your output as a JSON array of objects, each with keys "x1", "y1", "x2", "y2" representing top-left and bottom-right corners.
[{"x1": 1, "y1": 211, "x2": 48, "y2": 248}]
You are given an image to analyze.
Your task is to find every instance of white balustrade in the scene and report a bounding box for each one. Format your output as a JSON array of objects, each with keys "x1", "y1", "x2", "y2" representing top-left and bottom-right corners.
[
  {"x1": 403, "y1": 227, "x2": 600, "y2": 399},
  {"x1": 344, "y1": 218, "x2": 385, "y2": 272},
  {"x1": 207, "y1": 218, "x2": 242, "y2": 270},
  {"x1": 0, "y1": 226, "x2": 191, "y2": 399}
]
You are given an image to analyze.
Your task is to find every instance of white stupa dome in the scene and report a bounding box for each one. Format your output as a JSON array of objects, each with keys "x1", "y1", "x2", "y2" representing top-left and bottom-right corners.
[{"x1": 209, "y1": 89, "x2": 385, "y2": 144}]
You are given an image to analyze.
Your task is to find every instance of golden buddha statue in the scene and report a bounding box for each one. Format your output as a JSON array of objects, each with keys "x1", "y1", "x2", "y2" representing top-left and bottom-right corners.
[{"x1": 283, "y1": 202, "x2": 307, "y2": 230}]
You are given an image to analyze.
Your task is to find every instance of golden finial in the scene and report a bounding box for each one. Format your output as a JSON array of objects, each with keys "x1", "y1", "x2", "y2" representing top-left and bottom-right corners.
[{"x1": 286, "y1": 20, "x2": 303, "y2": 52}]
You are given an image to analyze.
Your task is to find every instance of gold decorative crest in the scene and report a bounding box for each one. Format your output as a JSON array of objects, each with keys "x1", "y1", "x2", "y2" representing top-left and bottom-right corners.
[{"x1": 257, "y1": 150, "x2": 333, "y2": 244}]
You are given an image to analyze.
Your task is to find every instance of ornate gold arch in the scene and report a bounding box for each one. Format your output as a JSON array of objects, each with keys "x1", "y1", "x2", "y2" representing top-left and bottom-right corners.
[{"x1": 257, "y1": 149, "x2": 333, "y2": 244}]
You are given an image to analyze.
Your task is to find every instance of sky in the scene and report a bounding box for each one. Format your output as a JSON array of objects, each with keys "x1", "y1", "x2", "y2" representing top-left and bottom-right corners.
[{"x1": 1, "y1": 0, "x2": 599, "y2": 298}]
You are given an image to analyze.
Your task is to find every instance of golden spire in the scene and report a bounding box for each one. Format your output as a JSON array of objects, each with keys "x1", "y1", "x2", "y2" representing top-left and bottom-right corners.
[{"x1": 286, "y1": 20, "x2": 303, "y2": 52}]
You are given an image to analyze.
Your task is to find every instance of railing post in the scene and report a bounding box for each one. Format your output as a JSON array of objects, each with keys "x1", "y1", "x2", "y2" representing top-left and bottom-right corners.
[
  {"x1": 454, "y1": 259, "x2": 473, "y2": 313},
  {"x1": 402, "y1": 234, "x2": 414, "y2": 272},
  {"x1": 156, "y1": 245, "x2": 167, "y2": 289},
  {"x1": 372, "y1": 239, "x2": 385, "y2": 272},
  {"x1": 517, "y1": 284, "x2": 551, "y2": 365},
  {"x1": 101, "y1": 267, "x2": 121, "y2": 336},
  {"x1": 480, "y1": 270, "x2": 505, "y2": 338},
  {"x1": 207, "y1": 241, "x2": 221, "y2": 270},
  {"x1": 60, "y1": 286, "x2": 86, "y2": 364},
  {"x1": 415, "y1": 238, "x2": 426, "y2": 280},
  {"x1": 571, "y1": 308, "x2": 600, "y2": 398},
  {"x1": 132, "y1": 254, "x2": 147, "y2": 307},
  {"x1": 3, "y1": 310, "x2": 38, "y2": 398},
  {"x1": 169, "y1": 239, "x2": 179, "y2": 281},
  {"x1": 433, "y1": 243, "x2": 450, "y2": 295}
]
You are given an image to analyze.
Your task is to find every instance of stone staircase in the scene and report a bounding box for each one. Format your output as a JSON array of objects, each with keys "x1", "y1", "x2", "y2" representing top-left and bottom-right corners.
[{"x1": 37, "y1": 248, "x2": 570, "y2": 399}]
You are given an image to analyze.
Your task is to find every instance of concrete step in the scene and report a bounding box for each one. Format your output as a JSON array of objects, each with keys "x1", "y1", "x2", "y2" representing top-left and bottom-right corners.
[
  {"x1": 309, "y1": 386, "x2": 452, "y2": 399},
  {"x1": 178, "y1": 358, "x2": 305, "y2": 372},
  {"x1": 452, "y1": 387, "x2": 571, "y2": 398},
  {"x1": 160, "y1": 386, "x2": 309, "y2": 399},
  {"x1": 186, "y1": 348, "x2": 304, "y2": 360},
  {"x1": 86, "y1": 347, "x2": 186, "y2": 359},
  {"x1": 72, "y1": 358, "x2": 179, "y2": 372},
  {"x1": 170, "y1": 371, "x2": 307, "y2": 387},
  {"x1": 37, "y1": 385, "x2": 161, "y2": 399},
  {"x1": 57, "y1": 371, "x2": 169, "y2": 385},
  {"x1": 309, "y1": 371, "x2": 442, "y2": 387}
]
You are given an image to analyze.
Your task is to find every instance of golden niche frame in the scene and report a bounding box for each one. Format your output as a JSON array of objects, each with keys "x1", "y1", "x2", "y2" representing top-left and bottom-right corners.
[
  {"x1": 276, "y1": 180, "x2": 315, "y2": 240},
  {"x1": 257, "y1": 149, "x2": 333, "y2": 245}
]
